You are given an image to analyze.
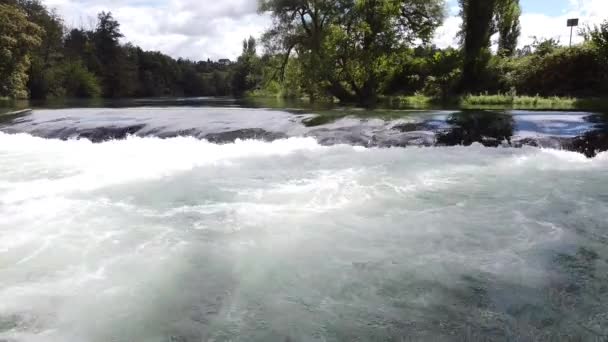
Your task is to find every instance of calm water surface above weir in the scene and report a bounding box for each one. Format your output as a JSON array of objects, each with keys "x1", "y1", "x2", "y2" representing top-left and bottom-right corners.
[{"x1": 0, "y1": 98, "x2": 607, "y2": 341}]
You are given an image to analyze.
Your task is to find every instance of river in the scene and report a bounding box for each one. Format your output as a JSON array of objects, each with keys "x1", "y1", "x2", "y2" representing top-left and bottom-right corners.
[{"x1": 0, "y1": 99, "x2": 607, "y2": 341}]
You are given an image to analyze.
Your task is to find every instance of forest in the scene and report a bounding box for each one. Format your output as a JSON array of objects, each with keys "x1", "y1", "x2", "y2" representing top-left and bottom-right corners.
[{"x1": 1, "y1": 0, "x2": 607, "y2": 107}]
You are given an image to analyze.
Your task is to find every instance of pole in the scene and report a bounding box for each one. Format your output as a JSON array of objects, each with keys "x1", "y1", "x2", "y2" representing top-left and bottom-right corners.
[{"x1": 570, "y1": 26, "x2": 573, "y2": 47}]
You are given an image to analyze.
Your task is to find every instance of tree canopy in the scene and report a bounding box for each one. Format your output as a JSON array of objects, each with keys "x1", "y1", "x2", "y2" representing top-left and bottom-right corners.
[
  {"x1": 0, "y1": 2, "x2": 238, "y2": 100},
  {"x1": 1, "y1": 0, "x2": 607, "y2": 104},
  {"x1": 259, "y1": 0, "x2": 445, "y2": 105},
  {"x1": 495, "y1": 0, "x2": 521, "y2": 57},
  {"x1": 0, "y1": 3, "x2": 42, "y2": 98}
]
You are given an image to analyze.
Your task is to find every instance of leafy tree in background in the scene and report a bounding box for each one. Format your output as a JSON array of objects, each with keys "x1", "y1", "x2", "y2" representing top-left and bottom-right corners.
[
  {"x1": 211, "y1": 70, "x2": 231, "y2": 96},
  {"x1": 259, "y1": 0, "x2": 444, "y2": 105},
  {"x1": 327, "y1": 0, "x2": 445, "y2": 105},
  {"x1": 1, "y1": 1, "x2": 240, "y2": 100},
  {"x1": 259, "y1": 0, "x2": 342, "y2": 101},
  {"x1": 12, "y1": 0, "x2": 65, "y2": 99},
  {"x1": 60, "y1": 62, "x2": 102, "y2": 97},
  {"x1": 232, "y1": 36, "x2": 262, "y2": 96},
  {"x1": 495, "y1": 0, "x2": 521, "y2": 57},
  {"x1": 532, "y1": 37, "x2": 560, "y2": 56},
  {"x1": 458, "y1": 0, "x2": 498, "y2": 92},
  {"x1": 93, "y1": 12, "x2": 137, "y2": 97},
  {"x1": 2, "y1": 0, "x2": 606, "y2": 103},
  {"x1": 582, "y1": 20, "x2": 608, "y2": 59},
  {"x1": 581, "y1": 20, "x2": 608, "y2": 92},
  {"x1": 0, "y1": 3, "x2": 42, "y2": 98}
]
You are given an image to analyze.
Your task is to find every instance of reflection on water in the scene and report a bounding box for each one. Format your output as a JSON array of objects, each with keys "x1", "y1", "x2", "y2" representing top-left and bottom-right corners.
[
  {"x1": 1, "y1": 96, "x2": 326, "y2": 112},
  {"x1": 437, "y1": 111, "x2": 515, "y2": 147}
]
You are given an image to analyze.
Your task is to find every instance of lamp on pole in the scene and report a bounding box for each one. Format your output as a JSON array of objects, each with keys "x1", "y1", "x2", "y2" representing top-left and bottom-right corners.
[{"x1": 567, "y1": 18, "x2": 579, "y2": 47}]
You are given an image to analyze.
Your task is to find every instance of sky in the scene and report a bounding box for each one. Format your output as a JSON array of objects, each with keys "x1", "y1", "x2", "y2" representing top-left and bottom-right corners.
[{"x1": 42, "y1": 0, "x2": 608, "y2": 61}]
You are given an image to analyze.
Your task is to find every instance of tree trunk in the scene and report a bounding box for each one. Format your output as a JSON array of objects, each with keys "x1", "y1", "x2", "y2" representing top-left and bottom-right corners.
[{"x1": 327, "y1": 81, "x2": 357, "y2": 103}]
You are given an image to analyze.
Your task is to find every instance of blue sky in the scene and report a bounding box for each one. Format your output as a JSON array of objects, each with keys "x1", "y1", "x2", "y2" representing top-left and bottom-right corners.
[
  {"x1": 522, "y1": 0, "x2": 570, "y2": 16},
  {"x1": 43, "y1": 0, "x2": 608, "y2": 60},
  {"x1": 446, "y1": 0, "x2": 571, "y2": 15},
  {"x1": 446, "y1": 0, "x2": 573, "y2": 16},
  {"x1": 436, "y1": 0, "x2": 606, "y2": 50}
]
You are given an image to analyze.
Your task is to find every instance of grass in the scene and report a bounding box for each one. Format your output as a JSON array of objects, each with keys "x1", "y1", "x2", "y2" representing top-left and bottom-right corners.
[
  {"x1": 384, "y1": 94, "x2": 608, "y2": 111},
  {"x1": 460, "y1": 94, "x2": 577, "y2": 109},
  {"x1": 246, "y1": 89, "x2": 608, "y2": 111},
  {"x1": 461, "y1": 94, "x2": 608, "y2": 110}
]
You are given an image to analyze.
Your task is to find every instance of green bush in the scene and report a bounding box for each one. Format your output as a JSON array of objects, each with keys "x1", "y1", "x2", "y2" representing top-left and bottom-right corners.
[
  {"x1": 61, "y1": 62, "x2": 101, "y2": 98},
  {"x1": 421, "y1": 49, "x2": 462, "y2": 98},
  {"x1": 509, "y1": 43, "x2": 607, "y2": 97}
]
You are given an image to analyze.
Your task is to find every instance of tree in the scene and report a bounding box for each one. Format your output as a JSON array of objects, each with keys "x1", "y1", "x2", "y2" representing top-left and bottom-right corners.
[
  {"x1": 259, "y1": 0, "x2": 343, "y2": 101},
  {"x1": 232, "y1": 36, "x2": 262, "y2": 96},
  {"x1": 582, "y1": 20, "x2": 608, "y2": 59},
  {"x1": 581, "y1": 20, "x2": 608, "y2": 93},
  {"x1": 14, "y1": 0, "x2": 66, "y2": 99},
  {"x1": 0, "y1": 4, "x2": 43, "y2": 98},
  {"x1": 92, "y1": 11, "x2": 136, "y2": 97},
  {"x1": 327, "y1": 0, "x2": 445, "y2": 105},
  {"x1": 259, "y1": 0, "x2": 444, "y2": 104},
  {"x1": 458, "y1": 0, "x2": 500, "y2": 93},
  {"x1": 532, "y1": 37, "x2": 560, "y2": 56},
  {"x1": 59, "y1": 62, "x2": 101, "y2": 98},
  {"x1": 495, "y1": 0, "x2": 521, "y2": 57}
]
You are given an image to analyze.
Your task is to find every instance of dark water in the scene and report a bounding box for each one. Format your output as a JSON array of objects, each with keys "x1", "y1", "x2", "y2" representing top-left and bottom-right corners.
[{"x1": 0, "y1": 98, "x2": 607, "y2": 342}]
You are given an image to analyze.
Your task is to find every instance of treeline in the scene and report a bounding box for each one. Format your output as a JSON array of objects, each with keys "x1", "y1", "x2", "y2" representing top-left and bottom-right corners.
[
  {"x1": 246, "y1": 0, "x2": 608, "y2": 105},
  {"x1": 1, "y1": 0, "x2": 608, "y2": 105},
  {"x1": 0, "y1": 0, "x2": 235, "y2": 99}
]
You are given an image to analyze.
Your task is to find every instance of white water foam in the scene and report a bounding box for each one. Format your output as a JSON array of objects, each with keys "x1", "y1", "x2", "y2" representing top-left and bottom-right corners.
[{"x1": 0, "y1": 132, "x2": 607, "y2": 341}]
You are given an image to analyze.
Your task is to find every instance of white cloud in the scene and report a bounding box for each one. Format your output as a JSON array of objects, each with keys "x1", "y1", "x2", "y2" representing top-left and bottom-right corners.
[
  {"x1": 434, "y1": 0, "x2": 608, "y2": 50},
  {"x1": 434, "y1": 15, "x2": 462, "y2": 48},
  {"x1": 43, "y1": 0, "x2": 607, "y2": 61},
  {"x1": 43, "y1": 0, "x2": 270, "y2": 61},
  {"x1": 519, "y1": 0, "x2": 607, "y2": 47}
]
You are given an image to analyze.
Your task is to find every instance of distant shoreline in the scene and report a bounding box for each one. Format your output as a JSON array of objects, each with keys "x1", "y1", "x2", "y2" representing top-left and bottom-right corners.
[{"x1": 2, "y1": 95, "x2": 608, "y2": 112}]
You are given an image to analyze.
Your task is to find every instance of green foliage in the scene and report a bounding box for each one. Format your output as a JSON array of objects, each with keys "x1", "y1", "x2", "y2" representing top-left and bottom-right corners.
[
  {"x1": 508, "y1": 43, "x2": 607, "y2": 97},
  {"x1": 23, "y1": 61, "x2": 101, "y2": 98},
  {"x1": 531, "y1": 37, "x2": 560, "y2": 56},
  {"x1": 461, "y1": 94, "x2": 575, "y2": 108},
  {"x1": 582, "y1": 20, "x2": 608, "y2": 55},
  {"x1": 3, "y1": 0, "x2": 606, "y2": 108},
  {"x1": 92, "y1": 12, "x2": 138, "y2": 98},
  {"x1": 3, "y1": 1, "x2": 242, "y2": 100},
  {"x1": 383, "y1": 47, "x2": 461, "y2": 98},
  {"x1": 495, "y1": 0, "x2": 521, "y2": 57},
  {"x1": 259, "y1": 0, "x2": 445, "y2": 105},
  {"x1": 232, "y1": 37, "x2": 262, "y2": 96},
  {"x1": 61, "y1": 62, "x2": 102, "y2": 98},
  {"x1": 14, "y1": 0, "x2": 64, "y2": 99},
  {"x1": 582, "y1": 20, "x2": 608, "y2": 83},
  {"x1": 382, "y1": 94, "x2": 608, "y2": 110},
  {"x1": 328, "y1": 0, "x2": 446, "y2": 105},
  {"x1": 421, "y1": 49, "x2": 462, "y2": 98},
  {"x1": 458, "y1": 0, "x2": 497, "y2": 92},
  {"x1": 0, "y1": 3, "x2": 43, "y2": 98}
]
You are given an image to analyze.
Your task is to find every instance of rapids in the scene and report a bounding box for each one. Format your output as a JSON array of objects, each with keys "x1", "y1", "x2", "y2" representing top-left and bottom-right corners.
[{"x1": 1, "y1": 128, "x2": 607, "y2": 341}]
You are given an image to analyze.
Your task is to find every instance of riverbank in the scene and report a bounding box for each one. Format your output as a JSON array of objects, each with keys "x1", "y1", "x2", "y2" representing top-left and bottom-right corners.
[
  {"x1": 384, "y1": 94, "x2": 608, "y2": 111},
  {"x1": 245, "y1": 92, "x2": 608, "y2": 111},
  {"x1": 3, "y1": 94, "x2": 608, "y2": 113}
]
